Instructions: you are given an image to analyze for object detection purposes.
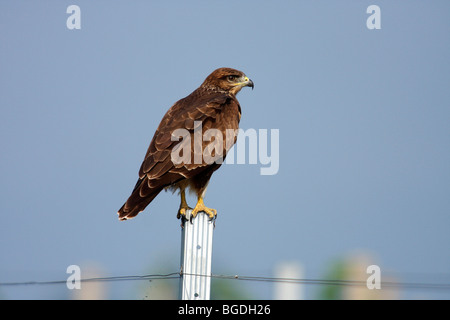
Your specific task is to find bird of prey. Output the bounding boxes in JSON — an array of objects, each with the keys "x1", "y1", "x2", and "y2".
[{"x1": 118, "y1": 68, "x2": 254, "y2": 221}]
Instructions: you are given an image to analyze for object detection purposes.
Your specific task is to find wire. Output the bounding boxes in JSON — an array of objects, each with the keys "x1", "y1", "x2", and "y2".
[
  {"x1": 1, "y1": 271, "x2": 449, "y2": 291},
  {"x1": 0, "y1": 273, "x2": 180, "y2": 287},
  {"x1": 203, "y1": 273, "x2": 450, "y2": 290}
]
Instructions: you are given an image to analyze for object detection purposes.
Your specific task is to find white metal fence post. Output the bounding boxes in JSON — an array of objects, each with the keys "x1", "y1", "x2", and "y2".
[{"x1": 179, "y1": 210, "x2": 214, "y2": 300}]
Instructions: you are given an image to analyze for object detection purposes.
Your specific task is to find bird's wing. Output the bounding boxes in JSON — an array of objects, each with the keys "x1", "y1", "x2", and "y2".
[{"x1": 137, "y1": 92, "x2": 238, "y2": 191}]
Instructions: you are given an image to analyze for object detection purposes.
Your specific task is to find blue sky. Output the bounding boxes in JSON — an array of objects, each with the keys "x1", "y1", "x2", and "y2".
[{"x1": 1, "y1": 1, "x2": 449, "y2": 299}]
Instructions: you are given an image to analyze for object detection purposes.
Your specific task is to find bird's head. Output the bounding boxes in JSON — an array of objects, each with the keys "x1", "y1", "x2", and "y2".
[{"x1": 201, "y1": 67, "x2": 254, "y2": 95}]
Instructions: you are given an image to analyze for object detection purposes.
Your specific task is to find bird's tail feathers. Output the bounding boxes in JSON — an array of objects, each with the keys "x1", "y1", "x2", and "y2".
[{"x1": 117, "y1": 177, "x2": 163, "y2": 221}]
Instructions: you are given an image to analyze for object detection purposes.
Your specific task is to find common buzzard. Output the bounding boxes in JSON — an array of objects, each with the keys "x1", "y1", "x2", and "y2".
[{"x1": 118, "y1": 68, "x2": 254, "y2": 221}]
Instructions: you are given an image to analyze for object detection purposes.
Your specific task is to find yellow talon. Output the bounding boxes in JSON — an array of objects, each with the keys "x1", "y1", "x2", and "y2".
[
  {"x1": 177, "y1": 189, "x2": 192, "y2": 219},
  {"x1": 190, "y1": 197, "x2": 217, "y2": 220},
  {"x1": 176, "y1": 189, "x2": 217, "y2": 222}
]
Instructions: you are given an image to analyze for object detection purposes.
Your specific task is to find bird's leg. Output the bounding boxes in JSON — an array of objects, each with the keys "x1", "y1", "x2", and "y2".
[
  {"x1": 190, "y1": 196, "x2": 217, "y2": 222},
  {"x1": 177, "y1": 189, "x2": 192, "y2": 219}
]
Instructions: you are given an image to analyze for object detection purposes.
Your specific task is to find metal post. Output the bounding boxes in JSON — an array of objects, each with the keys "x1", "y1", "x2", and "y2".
[{"x1": 179, "y1": 210, "x2": 214, "y2": 300}]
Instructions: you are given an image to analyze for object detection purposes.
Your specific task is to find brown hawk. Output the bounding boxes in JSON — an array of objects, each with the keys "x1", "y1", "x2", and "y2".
[{"x1": 118, "y1": 68, "x2": 254, "y2": 221}]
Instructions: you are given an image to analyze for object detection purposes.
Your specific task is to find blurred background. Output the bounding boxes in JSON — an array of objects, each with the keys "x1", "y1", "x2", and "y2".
[{"x1": 1, "y1": 0, "x2": 449, "y2": 299}]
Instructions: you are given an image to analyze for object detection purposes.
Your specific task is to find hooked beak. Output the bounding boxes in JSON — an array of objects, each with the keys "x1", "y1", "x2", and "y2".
[
  {"x1": 229, "y1": 75, "x2": 254, "y2": 95},
  {"x1": 241, "y1": 76, "x2": 254, "y2": 90}
]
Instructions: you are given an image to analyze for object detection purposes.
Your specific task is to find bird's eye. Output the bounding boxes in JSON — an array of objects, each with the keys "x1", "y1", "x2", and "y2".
[{"x1": 227, "y1": 75, "x2": 237, "y2": 82}]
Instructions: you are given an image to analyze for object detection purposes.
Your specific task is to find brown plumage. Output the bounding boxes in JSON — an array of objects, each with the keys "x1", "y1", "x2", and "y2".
[{"x1": 118, "y1": 68, "x2": 254, "y2": 221}]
